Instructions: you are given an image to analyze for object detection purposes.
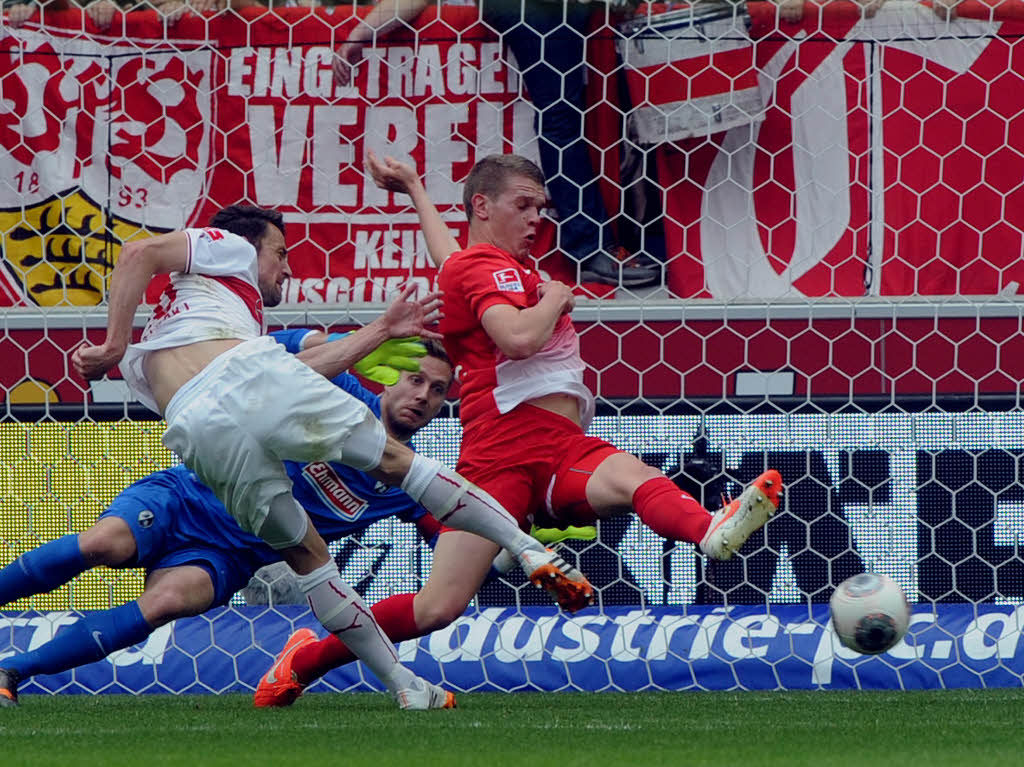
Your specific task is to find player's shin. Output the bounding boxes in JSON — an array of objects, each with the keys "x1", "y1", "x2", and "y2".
[
  {"x1": 2, "y1": 601, "x2": 152, "y2": 679},
  {"x1": 633, "y1": 477, "x2": 713, "y2": 543},
  {"x1": 401, "y1": 455, "x2": 593, "y2": 612},
  {"x1": 294, "y1": 562, "x2": 417, "y2": 692},
  {"x1": 400, "y1": 454, "x2": 539, "y2": 556},
  {"x1": 0, "y1": 535, "x2": 88, "y2": 606},
  {"x1": 291, "y1": 593, "x2": 420, "y2": 685}
]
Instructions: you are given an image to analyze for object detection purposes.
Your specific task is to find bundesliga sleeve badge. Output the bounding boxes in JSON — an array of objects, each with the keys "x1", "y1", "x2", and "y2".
[{"x1": 493, "y1": 268, "x2": 524, "y2": 293}]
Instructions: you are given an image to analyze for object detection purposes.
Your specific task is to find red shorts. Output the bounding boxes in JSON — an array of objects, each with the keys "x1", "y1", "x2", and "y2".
[{"x1": 456, "y1": 404, "x2": 619, "y2": 531}]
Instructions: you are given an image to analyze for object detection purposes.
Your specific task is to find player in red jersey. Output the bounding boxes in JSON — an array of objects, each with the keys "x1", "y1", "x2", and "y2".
[{"x1": 254, "y1": 153, "x2": 783, "y2": 707}]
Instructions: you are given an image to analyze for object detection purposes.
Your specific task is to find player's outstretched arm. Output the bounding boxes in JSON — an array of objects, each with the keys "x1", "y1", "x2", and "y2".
[
  {"x1": 294, "y1": 283, "x2": 441, "y2": 379},
  {"x1": 72, "y1": 232, "x2": 191, "y2": 381},
  {"x1": 366, "y1": 150, "x2": 459, "y2": 267}
]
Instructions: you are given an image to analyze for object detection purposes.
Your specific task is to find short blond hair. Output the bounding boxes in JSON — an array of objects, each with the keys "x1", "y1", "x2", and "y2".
[{"x1": 462, "y1": 154, "x2": 545, "y2": 222}]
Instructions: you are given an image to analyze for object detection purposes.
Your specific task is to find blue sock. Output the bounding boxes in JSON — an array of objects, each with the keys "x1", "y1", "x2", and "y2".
[
  {"x1": 0, "y1": 535, "x2": 88, "y2": 606},
  {"x1": 4, "y1": 601, "x2": 153, "y2": 679}
]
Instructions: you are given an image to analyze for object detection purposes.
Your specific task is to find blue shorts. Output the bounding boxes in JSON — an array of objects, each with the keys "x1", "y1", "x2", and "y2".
[{"x1": 100, "y1": 470, "x2": 273, "y2": 607}]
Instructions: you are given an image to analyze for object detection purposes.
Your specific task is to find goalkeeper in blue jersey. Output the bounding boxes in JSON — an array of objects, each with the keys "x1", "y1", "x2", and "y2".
[{"x1": 0, "y1": 331, "x2": 454, "y2": 708}]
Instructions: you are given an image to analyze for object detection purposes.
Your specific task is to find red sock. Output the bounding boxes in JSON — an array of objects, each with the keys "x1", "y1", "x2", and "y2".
[
  {"x1": 633, "y1": 476, "x2": 712, "y2": 544},
  {"x1": 292, "y1": 593, "x2": 420, "y2": 685}
]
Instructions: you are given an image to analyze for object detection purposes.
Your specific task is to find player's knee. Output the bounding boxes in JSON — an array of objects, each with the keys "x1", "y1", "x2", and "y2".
[
  {"x1": 340, "y1": 411, "x2": 388, "y2": 473},
  {"x1": 286, "y1": 534, "x2": 330, "y2": 571},
  {"x1": 138, "y1": 584, "x2": 194, "y2": 625},
  {"x1": 414, "y1": 593, "x2": 471, "y2": 632},
  {"x1": 593, "y1": 454, "x2": 662, "y2": 507},
  {"x1": 258, "y1": 494, "x2": 311, "y2": 550},
  {"x1": 371, "y1": 438, "x2": 414, "y2": 485},
  {"x1": 78, "y1": 518, "x2": 137, "y2": 567}
]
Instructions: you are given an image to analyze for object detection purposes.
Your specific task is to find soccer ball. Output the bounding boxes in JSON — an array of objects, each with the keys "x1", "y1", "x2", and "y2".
[{"x1": 829, "y1": 573, "x2": 911, "y2": 655}]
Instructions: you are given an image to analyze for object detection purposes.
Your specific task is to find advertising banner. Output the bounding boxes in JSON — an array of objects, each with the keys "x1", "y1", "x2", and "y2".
[{"x1": 4, "y1": 603, "x2": 1023, "y2": 695}]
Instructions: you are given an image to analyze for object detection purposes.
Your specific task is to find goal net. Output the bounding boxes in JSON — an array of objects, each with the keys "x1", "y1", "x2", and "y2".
[{"x1": 3, "y1": 0, "x2": 1024, "y2": 695}]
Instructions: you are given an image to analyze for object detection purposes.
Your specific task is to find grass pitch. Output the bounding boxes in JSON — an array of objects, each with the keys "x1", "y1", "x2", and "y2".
[{"x1": 3, "y1": 689, "x2": 1022, "y2": 766}]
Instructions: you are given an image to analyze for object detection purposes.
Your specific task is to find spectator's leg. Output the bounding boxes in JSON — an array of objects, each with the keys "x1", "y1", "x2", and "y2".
[
  {"x1": 484, "y1": 2, "x2": 611, "y2": 262},
  {"x1": 483, "y1": 2, "x2": 659, "y2": 286}
]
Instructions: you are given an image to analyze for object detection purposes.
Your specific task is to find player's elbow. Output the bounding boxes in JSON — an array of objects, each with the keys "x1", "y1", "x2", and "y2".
[
  {"x1": 495, "y1": 334, "x2": 542, "y2": 361},
  {"x1": 117, "y1": 231, "x2": 189, "y2": 276},
  {"x1": 115, "y1": 241, "x2": 148, "y2": 271},
  {"x1": 500, "y1": 344, "x2": 534, "y2": 361},
  {"x1": 114, "y1": 238, "x2": 165, "y2": 281}
]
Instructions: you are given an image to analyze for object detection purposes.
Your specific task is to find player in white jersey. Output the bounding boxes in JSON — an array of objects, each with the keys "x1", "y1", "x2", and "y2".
[{"x1": 72, "y1": 205, "x2": 592, "y2": 709}]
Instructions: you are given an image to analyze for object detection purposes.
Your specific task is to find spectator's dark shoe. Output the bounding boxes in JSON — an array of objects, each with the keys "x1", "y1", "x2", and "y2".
[
  {"x1": 0, "y1": 668, "x2": 19, "y2": 707},
  {"x1": 581, "y1": 247, "x2": 660, "y2": 288}
]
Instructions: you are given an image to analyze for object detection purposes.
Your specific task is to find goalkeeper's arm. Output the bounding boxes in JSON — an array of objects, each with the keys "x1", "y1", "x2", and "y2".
[
  {"x1": 293, "y1": 284, "x2": 437, "y2": 380},
  {"x1": 294, "y1": 330, "x2": 426, "y2": 386}
]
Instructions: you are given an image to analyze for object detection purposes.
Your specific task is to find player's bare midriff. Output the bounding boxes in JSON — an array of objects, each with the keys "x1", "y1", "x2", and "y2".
[
  {"x1": 525, "y1": 392, "x2": 581, "y2": 427},
  {"x1": 143, "y1": 339, "x2": 246, "y2": 414}
]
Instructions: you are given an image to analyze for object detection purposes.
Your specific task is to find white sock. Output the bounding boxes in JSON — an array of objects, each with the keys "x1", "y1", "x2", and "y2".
[
  {"x1": 294, "y1": 562, "x2": 414, "y2": 692},
  {"x1": 401, "y1": 454, "x2": 540, "y2": 557}
]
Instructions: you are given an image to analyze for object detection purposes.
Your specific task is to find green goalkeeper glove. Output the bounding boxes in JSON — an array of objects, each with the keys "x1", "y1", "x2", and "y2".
[
  {"x1": 530, "y1": 524, "x2": 598, "y2": 545},
  {"x1": 329, "y1": 334, "x2": 427, "y2": 386},
  {"x1": 491, "y1": 524, "x2": 599, "y2": 574}
]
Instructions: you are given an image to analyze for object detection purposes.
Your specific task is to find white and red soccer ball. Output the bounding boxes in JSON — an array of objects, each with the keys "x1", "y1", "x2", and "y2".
[{"x1": 829, "y1": 573, "x2": 912, "y2": 655}]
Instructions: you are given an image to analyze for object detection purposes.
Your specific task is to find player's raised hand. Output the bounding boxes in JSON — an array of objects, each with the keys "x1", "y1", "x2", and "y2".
[
  {"x1": 538, "y1": 280, "x2": 575, "y2": 315},
  {"x1": 417, "y1": 288, "x2": 443, "y2": 327},
  {"x1": 382, "y1": 283, "x2": 443, "y2": 341},
  {"x1": 366, "y1": 150, "x2": 420, "y2": 196},
  {"x1": 354, "y1": 338, "x2": 427, "y2": 386},
  {"x1": 71, "y1": 341, "x2": 126, "y2": 381}
]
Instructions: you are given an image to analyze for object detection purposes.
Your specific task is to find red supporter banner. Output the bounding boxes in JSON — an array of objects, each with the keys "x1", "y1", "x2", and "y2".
[
  {"x1": 3, "y1": 2, "x2": 1024, "y2": 408},
  {"x1": 651, "y1": 1, "x2": 1024, "y2": 297},
  {"x1": 0, "y1": 7, "x2": 549, "y2": 308},
  {"x1": 2, "y1": 3, "x2": 1023, "y2": 306}
]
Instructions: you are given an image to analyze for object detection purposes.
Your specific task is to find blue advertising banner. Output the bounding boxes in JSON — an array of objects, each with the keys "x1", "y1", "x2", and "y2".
[{"x1": 3, "y1": 604, "x2": 1023, "y2": 696}]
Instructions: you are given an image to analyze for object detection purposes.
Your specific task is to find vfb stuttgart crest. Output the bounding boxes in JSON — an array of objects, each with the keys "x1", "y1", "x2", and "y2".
[{"x1": 0, "y1": 34, "x2": 212, "y2": 306}]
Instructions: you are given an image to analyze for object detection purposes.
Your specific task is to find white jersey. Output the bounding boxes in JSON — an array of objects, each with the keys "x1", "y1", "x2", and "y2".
[{"x1": 120, "y1": 227, "x2": 266, "y2": 413}]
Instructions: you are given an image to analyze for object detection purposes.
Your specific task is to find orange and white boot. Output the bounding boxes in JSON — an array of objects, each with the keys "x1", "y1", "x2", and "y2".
[
  {"x1": 519, "y1": 547, "x2": 595, "y2": 613},
  {"x1": 254, "y1": 628, "x2": 316, "y2": 708},
  {"x1": 0, "y1": 668, "x2": 19, "y2": 708},
  {"x1": 393, "y1": 677, "x2": 457, "y2": 710},
  {"x1": 700, "y1": 469, "x2": 783, "y2": 560}
]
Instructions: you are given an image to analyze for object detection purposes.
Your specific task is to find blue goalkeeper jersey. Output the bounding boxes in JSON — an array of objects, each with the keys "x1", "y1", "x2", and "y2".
[
  {"x1": 269, "y1": 328, "x2": 428, "y2": 540},
  {"x1": 131, "y1": 329, "x2": 427, "y2": 567}
]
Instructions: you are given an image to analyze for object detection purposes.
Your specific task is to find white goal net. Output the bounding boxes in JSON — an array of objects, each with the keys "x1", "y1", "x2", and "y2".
[{"x1": 3, "y1": 0, "x2": 1024, "y2": 694}]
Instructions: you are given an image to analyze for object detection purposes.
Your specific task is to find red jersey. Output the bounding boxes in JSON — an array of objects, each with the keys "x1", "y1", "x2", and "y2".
[{"x1": 438, "y1": 243, "x2": 595, "y2": 428}]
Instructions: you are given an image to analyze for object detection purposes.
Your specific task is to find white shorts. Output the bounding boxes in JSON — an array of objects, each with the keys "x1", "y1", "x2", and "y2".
[{"x1": 161, "y1": 336, "x2": 387, "y2": 536}]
